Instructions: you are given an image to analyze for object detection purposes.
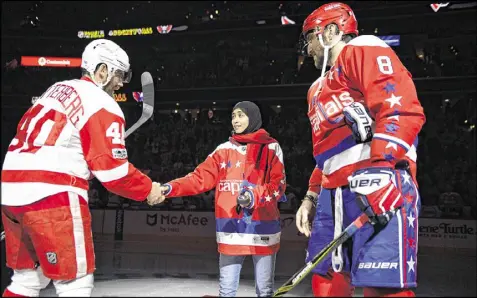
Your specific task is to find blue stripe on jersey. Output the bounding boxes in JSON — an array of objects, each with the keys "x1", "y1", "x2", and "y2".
[
  {"x1": 314, "y1": 135, "x2": 356, "y2": 170},
  {"x1": 216, "y1": 217, "x2": 281, "y2": 235}
]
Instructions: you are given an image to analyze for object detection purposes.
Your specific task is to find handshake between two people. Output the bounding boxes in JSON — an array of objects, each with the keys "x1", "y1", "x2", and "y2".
[{"x1": 146, "y1": 182, "x2": 170, "y2": 206}]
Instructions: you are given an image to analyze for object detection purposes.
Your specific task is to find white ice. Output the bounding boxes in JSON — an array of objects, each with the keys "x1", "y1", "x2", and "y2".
[{"x1": 37, "y1": 236, "x2": 475, "y2": 297}]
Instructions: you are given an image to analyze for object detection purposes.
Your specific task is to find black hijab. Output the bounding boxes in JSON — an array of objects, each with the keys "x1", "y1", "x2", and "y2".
[{"x1": 232, "y1": 101, "x2": 262, "y2": 135}]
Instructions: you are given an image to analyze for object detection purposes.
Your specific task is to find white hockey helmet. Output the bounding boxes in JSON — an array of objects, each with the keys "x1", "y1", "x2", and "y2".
[{"x1": 81, "y1": 39, "x2": 132, "y2": 87}]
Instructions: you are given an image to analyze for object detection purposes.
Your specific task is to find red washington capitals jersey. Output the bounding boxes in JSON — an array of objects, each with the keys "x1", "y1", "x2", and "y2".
[
  {"x1": 165, "y1": 139, "x2": 286, "y2": 255},
  {"x1": 307, "y1": 35, "x2": 425, "y2": 192}
]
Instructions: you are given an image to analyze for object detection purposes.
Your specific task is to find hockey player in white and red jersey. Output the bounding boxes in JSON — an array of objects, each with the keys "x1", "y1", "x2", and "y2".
[
  {"x1": 294, "y1": 2, "x2": 425, "y2": 297},
  {"x1": 1, "y1": 39, "x2": 164, "y2": 297}
]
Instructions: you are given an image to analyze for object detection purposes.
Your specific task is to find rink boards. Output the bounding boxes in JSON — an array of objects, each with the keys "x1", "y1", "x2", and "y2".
[{"x1": 91, "y1": 209, "x2": 476, "y2": 249}]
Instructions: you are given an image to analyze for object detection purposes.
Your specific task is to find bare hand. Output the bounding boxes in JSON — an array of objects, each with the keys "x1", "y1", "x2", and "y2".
[
  {"x1": 147, "y1": 182, "x2": 166, "y2": 206},
  {"x1": 160, "y1": 185, "x2": 170, "y2": 196},
  {"x1": 296, "y1": 199, "x2": 314, "y2": 237}
]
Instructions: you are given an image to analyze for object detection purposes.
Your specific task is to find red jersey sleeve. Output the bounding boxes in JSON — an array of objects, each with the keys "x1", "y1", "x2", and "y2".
[
  {"x1": 307, "y1": 166, "x2": 322, "y2": 197},
  {"x1": 165, "y1": 150, "x2": 221, "y2": 197},
  {"x1": 340, "y1": 36, "x2": 426, "y2": 166},
  {"x1": 79, "y1": 108, "x2": 152, "y2": 201}
]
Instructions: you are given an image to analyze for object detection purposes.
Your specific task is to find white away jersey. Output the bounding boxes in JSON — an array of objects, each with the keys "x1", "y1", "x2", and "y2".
[{"x1": 1, "y1": 77, "x2": 152, "y2": 206}]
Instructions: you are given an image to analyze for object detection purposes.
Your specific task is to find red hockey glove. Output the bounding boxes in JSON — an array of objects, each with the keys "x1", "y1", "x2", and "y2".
[{"x1": 348, "y1": 167, "x2": 403, "y2": 225}]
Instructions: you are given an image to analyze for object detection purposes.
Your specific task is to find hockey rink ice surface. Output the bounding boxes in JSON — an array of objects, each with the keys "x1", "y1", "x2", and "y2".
[{"x1": 38, "y1": 239, "x2": 475, "y2": 297}]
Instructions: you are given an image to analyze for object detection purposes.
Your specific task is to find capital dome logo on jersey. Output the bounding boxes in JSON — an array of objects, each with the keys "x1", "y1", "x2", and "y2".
[{"x1": 157, "y1": 25, "x2": 173, "y2": 34}]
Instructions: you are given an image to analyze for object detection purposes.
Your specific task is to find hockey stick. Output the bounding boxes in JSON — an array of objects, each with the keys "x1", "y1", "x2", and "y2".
[
  {"x1": 124, "y1": 71, "x2": 155, "y2": 138},
  {"x1": 272, "y1": 213, "x2": 370, "y2": 297}
]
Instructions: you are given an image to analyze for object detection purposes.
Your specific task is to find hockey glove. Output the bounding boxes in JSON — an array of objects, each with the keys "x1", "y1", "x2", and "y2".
[
  {"x1": 343, "y1": 102, "x2": 374, "y2": 143},
  {"x1": 348, "y1": 167, "x2": 403, "y2": 225}
]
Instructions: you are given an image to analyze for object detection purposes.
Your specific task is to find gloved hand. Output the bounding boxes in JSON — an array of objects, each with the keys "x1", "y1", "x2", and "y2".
[
  {"x1": 343, "y1": 102, "x2": 374, "y2": 143},
  {"x1": 348, "y1": 167, "x2": 403, "y2": 225}
]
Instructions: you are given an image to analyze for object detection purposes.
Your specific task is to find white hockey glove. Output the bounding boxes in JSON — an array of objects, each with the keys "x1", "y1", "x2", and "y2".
[{"x1": 343, "y1": 102, "x2": 374, "y2": 143}]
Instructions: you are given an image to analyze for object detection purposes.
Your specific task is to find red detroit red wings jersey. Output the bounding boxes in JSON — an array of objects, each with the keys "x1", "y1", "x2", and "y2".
[
  {"x1": 307, "y1": 35, "x2": 425, "y2": 190},
  {"x1": 1, "y1": 77, "x2": 152, "y2": 206},
  {"x1": 165, "y1": 140, "x2": 286, "y2": 255}
]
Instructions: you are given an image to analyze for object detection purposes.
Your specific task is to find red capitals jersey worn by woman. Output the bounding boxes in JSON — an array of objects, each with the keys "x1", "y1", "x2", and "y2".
[
  {"x1": 307, "y1": 35, "x2": 425, "y2": 190},
  {"x1": 164, "y1": 129, "x2": 286, "y2": 255}
]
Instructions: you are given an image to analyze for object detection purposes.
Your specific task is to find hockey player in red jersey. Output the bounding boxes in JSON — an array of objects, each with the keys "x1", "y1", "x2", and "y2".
[
  {"x1": 294, "y1": 2, "x2": 425, "y2": 297},
  {"x1": 1, "y1": 39, "x2": 165, "y2": 297},
  {"x1": 155, "y1": 101, "x2": 286, "y2": 297}
]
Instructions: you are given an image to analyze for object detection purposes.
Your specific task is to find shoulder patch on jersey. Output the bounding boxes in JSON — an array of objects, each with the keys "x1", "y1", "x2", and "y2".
[
  {"x1": 268, "y1": 142, "x2": 284, "y2": 164},
  {"x1": 347, "y1": 35, "x2": 389, "y2": 48},
  {"x1": 209, "y1": 141, "x2": 246, "y2": 157},
  {"x1": 112, "y1": 148, "x2": 128, "y2": 159}
]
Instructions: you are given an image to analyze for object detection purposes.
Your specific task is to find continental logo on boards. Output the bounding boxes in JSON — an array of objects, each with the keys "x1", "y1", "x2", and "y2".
[{"x1": 21, "y1": 56, "x2": 82, "y2": 68}]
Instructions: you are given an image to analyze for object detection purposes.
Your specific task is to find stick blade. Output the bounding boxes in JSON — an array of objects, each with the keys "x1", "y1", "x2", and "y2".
[
  {"x1": 124, "y1": 72, "x2": 155, "y2": 138},
  {"x1": 141, "y1": 72, "x2": 155, "y2": 109}
]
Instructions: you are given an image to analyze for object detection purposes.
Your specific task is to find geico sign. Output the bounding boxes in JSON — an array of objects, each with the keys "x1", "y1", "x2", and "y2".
[
  {"x1": 21, "y1": 56, "x2": 82, "y2": 68},
  {"x1": 114, "y1": 93, "x2": 127, "y2": 102}
]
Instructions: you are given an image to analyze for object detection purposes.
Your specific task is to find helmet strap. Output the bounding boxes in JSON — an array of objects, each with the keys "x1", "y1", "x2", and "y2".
[
  {"x1": 318, "y1": 31, "x2": 344, "y2": 78},
  {"x1": 91, "y1": 64, "x2": 114, "y2": 88}
]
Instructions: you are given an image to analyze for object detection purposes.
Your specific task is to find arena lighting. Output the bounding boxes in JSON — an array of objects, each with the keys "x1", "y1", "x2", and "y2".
[{"x1": 172, "y1": 25, "x2": 188, "y2": 32}]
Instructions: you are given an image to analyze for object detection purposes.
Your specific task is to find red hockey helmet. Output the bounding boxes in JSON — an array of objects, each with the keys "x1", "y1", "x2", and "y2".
[{"x1": 302, "y1": 2, "x2": 358, "y2": 37}]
